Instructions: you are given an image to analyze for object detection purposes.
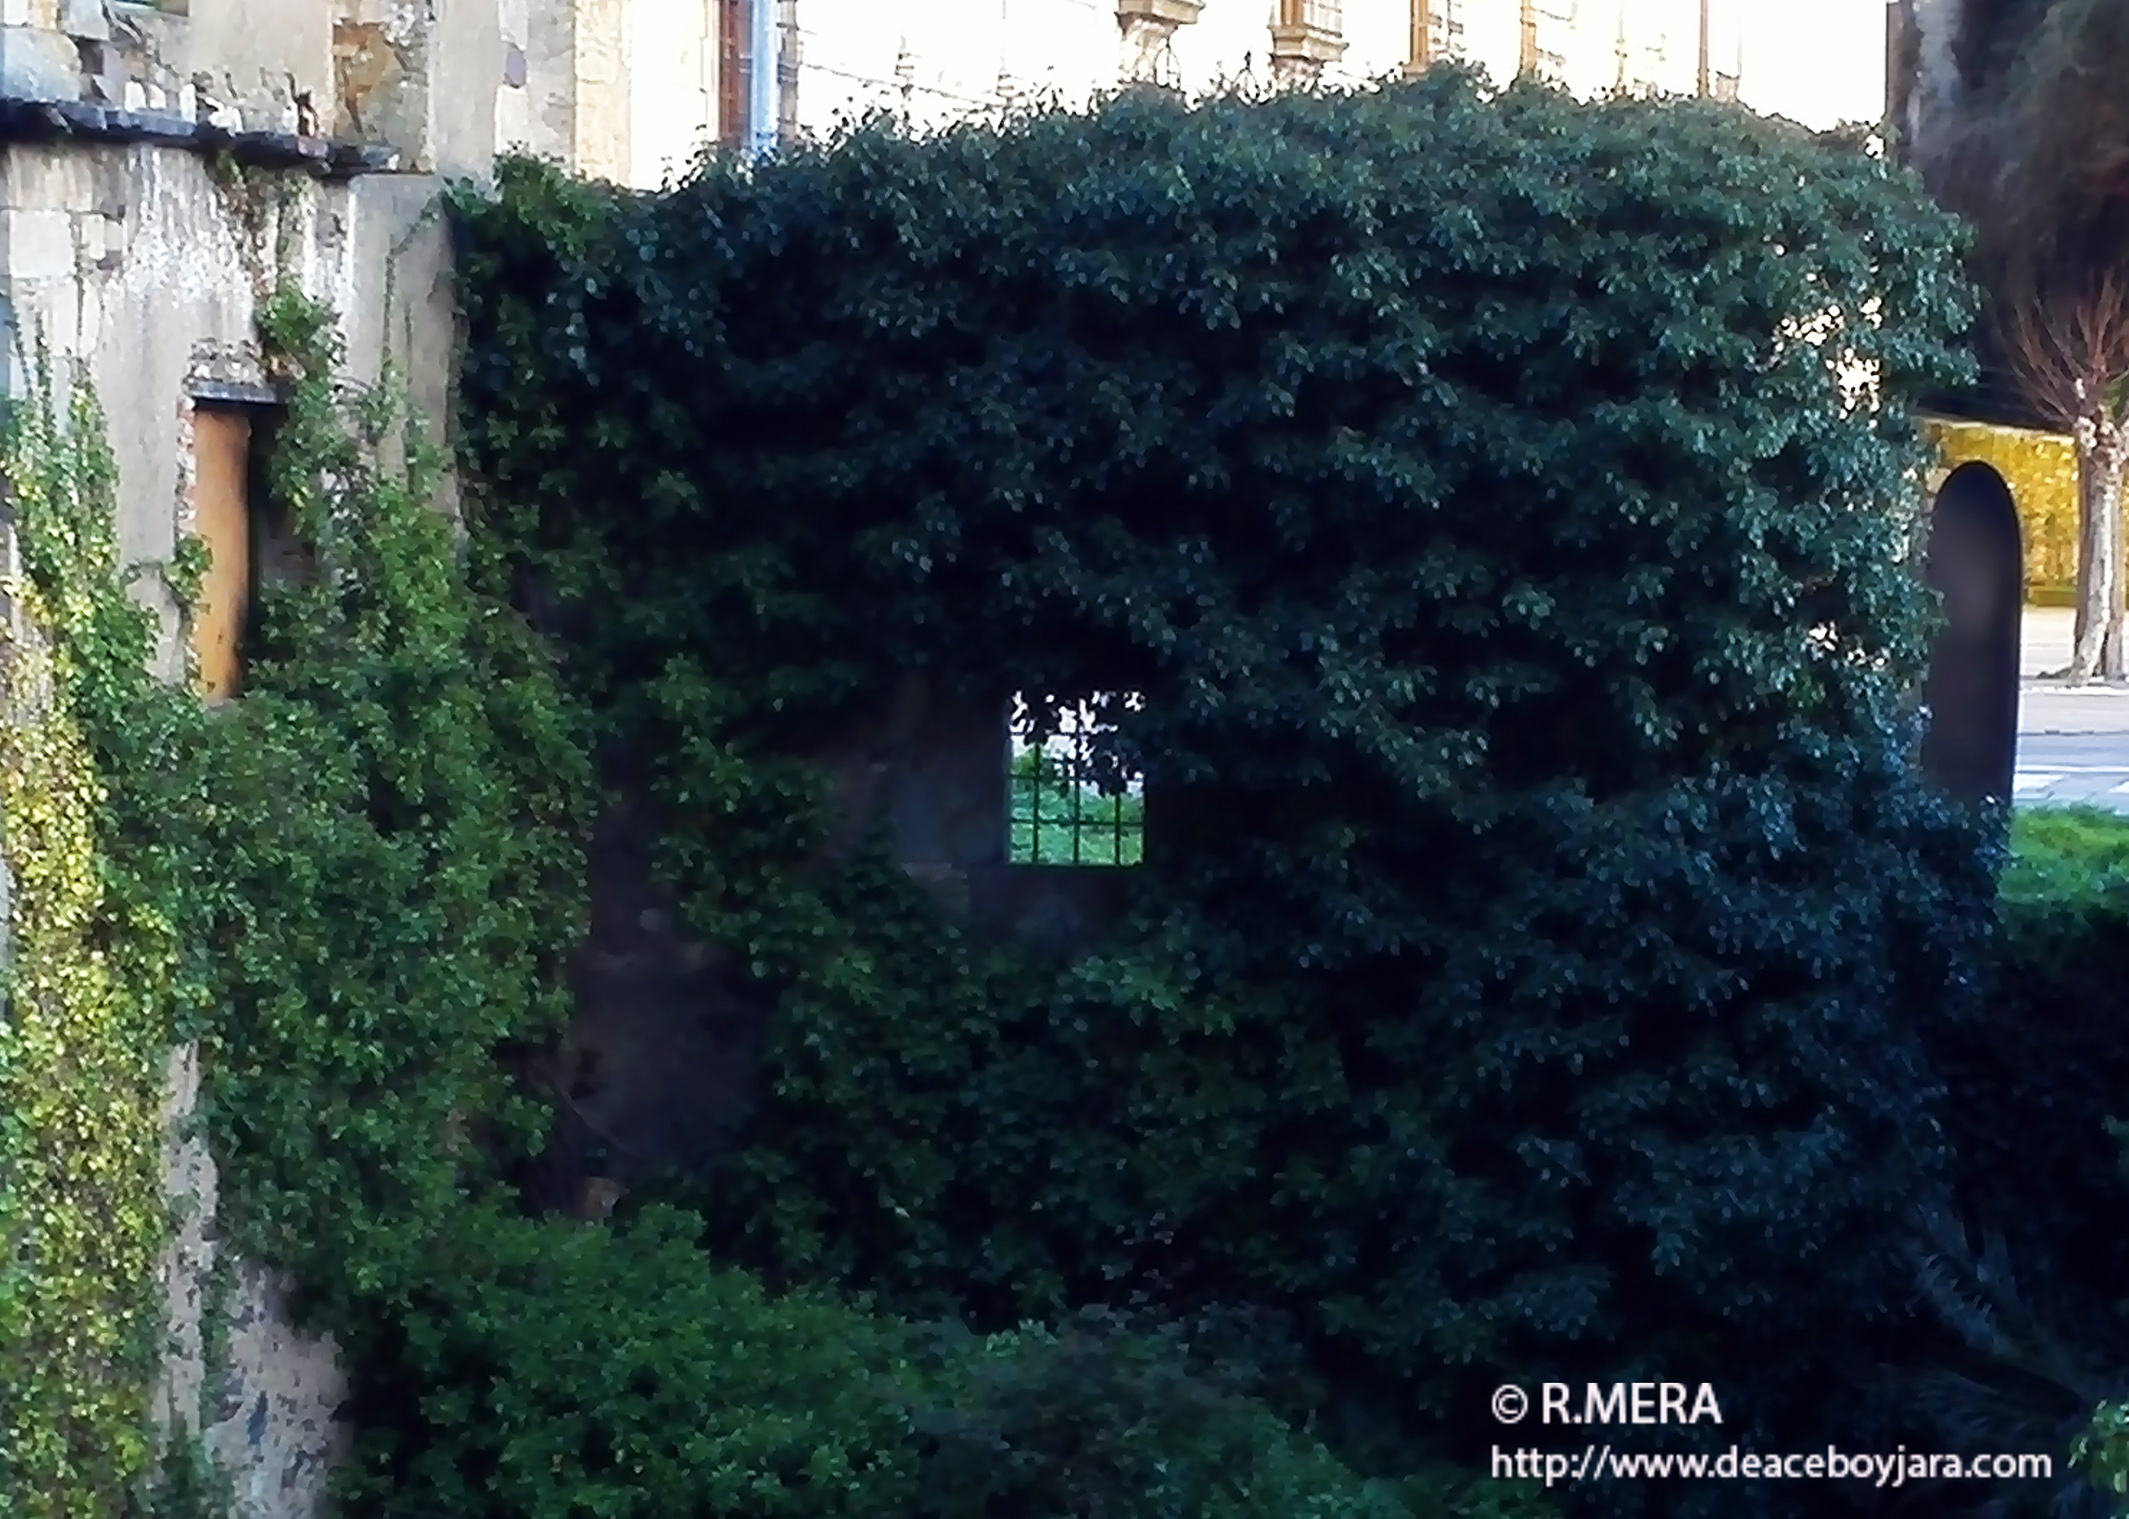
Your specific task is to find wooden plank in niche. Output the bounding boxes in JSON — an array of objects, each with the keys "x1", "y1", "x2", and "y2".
[{"x1": 192, "y1": 406, "x2": 251, "y2": 700}]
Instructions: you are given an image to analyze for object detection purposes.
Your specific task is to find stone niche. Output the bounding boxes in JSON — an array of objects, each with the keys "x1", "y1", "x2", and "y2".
[{"x1": 1920, "y1": 461, "x2": 2022, "y2": 805}]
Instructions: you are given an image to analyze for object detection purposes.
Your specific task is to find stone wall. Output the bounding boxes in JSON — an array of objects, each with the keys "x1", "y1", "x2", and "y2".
[
  {"x1": 494, "y1": 0, "x2": 714, "y2": 189},
  {"x1": 114, "y1": 159, "x2": 459, "y2": 1519},
  {"x1": 333, "y1": 0, "x2": 501, "y2": 176},
  {"x1": 542, "y1": 674, "x2": 1137, "y2": 1202}
]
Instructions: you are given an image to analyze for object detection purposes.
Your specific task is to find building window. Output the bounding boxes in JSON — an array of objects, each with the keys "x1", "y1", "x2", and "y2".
[
  {"x1": 1008, "y1": 692, "x2": 1145, "y2": 866},
  {"x1": 716, "y1": 0, "x2": 750, "y2": 147},
  {"x1": 1412, "y1": 0, "x2": 1465, "y2": 69},
  {"x1": 714, "y1": 0, "x2": 795, "y2": 148},
  {"x1": 1272, "y1": 0, "x2": 1346, "y2": 83},
  {"x1": 190, "y1": 404, "x2": 254, "y2": 700},
  {"x1": 1280, "y1": 0, "x2": 1342, "y2": 31}
]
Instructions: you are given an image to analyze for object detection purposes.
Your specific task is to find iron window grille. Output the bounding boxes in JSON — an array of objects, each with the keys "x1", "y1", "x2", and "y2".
[{"x1": 1008, "y1": 692, "x2": 1145, "y2": 866}]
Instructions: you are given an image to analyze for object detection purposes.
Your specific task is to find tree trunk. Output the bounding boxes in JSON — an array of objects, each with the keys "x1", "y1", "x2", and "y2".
[
  {"x1": 2070, "y1": 414, "x2": 2120, "y2": 682},
  {"x1": 2100, "y1": 417, "x2": 2129, "y2": 680}
]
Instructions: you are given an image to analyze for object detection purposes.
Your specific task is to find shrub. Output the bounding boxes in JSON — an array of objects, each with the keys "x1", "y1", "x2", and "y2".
[
  {"x1": 336, "y1": 1209, "x2": 1441, "y2": 1519},
  {"x1": 1875, "y1": 807, "x2": 2129, "y2": 1516},
  {"x1": 336, "y1": 1205, "x2": 924, "y2": 1519},
  {"x1": 1930, "y1": 807, "x2": 2129, "y2": 1310},
  {"x1": 899, "y1": 1306, "x2": 1427, "y2": 1519}
]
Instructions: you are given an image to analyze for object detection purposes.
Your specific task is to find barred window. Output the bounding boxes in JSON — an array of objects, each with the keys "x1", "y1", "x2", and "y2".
[{"x1": 1008, "y1": 692, "x2": 1145, "y2": 866}]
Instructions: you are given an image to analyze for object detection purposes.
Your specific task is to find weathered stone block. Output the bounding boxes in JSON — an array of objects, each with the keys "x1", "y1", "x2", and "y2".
[
  {"x1": 60, "y1": 0, "x2": 106, "y2": 39},
  {"x1": 0, "y1": 22, "x2": 83, "y2": 100},
  {"x1": 1, "y1": 207, "x2": 75, "y2": 279}
]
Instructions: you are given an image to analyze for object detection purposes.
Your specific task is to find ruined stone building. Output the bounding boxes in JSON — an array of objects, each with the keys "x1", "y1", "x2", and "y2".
[{"x1": 534, "y1": 0, "x2": 1888, "y2": 193}]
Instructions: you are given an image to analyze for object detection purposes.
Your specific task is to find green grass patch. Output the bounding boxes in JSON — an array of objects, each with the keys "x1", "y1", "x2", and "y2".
[{"x1": 2004, "y1": 805, "x2": 2129, "y2": 905}]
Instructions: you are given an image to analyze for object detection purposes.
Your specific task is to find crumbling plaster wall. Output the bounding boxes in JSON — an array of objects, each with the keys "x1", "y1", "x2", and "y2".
[
  {"x1": 155, "y1": 0, "x2": 331, "y2": 127},
  {"x1": 333, "y1": 0, "x2": 501, "y2": 176},
  {"x1": 74, "y1": 0, "x2": 330, "y2": 133}
]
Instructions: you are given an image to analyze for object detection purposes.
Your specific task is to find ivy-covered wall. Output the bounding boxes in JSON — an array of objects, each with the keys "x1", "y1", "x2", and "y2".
[
  {"x1": 451, "y1": 71, "x2": 1999, "y2": 1517},
  {"x1": 0, "y1": 137, "x2": 510, "y2": 1518},
  {"x1": 0, "y1": 267, "x2": 591, "y2": 1519},
  {"x1": 0, "y1": 365, "x2": 176, "y2": 1519},
  {"x1": 4, "y1": 65, "x2": 2071, "y2": 1519}
]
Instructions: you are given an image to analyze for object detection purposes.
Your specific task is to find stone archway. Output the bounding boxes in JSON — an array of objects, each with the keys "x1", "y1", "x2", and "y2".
[{"x1": 1920, "y1": 461, "x2": 2023, "y2": 804}]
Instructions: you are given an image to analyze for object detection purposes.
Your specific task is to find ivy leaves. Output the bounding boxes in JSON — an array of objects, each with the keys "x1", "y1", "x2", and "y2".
[{"x1": 453, "y1": 73, "x2": 1993, "y2": 1513}]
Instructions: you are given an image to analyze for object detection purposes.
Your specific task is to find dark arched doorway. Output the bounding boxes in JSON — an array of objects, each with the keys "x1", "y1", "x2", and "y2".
[{"x1": 1920, "y1": 462, "x2": 2023, "y2": 804}]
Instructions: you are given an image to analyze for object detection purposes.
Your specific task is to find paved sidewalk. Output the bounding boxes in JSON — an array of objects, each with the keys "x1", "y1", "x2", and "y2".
[{"x1": 2015, "y1": 607, "x2": 2129, "y2": 813}]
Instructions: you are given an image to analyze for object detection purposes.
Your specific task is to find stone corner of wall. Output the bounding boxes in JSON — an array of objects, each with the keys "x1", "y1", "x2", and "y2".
[{"x1": 198, "y1": 1257, "x2": 351, "y2": 1519}]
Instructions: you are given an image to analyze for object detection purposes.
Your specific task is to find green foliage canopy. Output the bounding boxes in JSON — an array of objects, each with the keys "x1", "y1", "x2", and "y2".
[{"x1": 455, "y1": 69, "x2": 1990, "y2": 1499}]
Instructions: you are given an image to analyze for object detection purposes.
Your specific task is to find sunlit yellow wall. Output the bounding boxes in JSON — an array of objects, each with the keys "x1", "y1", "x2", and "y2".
[{"x1": 1922, "y1": 415, "x2": 2081, "y2": 603}]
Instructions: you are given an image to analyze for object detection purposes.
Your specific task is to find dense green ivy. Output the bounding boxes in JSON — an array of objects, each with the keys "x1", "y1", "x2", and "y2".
[
  {"x1": 167, "y1": 290, "x2": 592, "y2": 1327},
  {"x1": 454, "y1": 68, "x2": 2000, "y2": 1509},
  {"x1": 2, "y1": 252, "x2": 1425, "y2": 1517},
  {"x1": 0, "y1": 275, "x2": 594, "y2": 1515},
  {"x1": 1932, "y1": 809, "x2": 2129, "y2": 1518},
  {"x1": 0, "y1": 67, "x2": 2033, "y2": 1519}
]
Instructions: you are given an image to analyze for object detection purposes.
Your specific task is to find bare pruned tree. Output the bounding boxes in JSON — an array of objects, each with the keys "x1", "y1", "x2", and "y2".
[
  {"x1": 1910, "y1": 0, "x2": 2129, "y2": 682},
  {"x1": 1999, "y1": 267, "x2": 2129, "y2": 681}
]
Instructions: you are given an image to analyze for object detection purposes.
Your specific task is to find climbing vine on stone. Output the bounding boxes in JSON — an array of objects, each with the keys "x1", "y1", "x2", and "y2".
[
  {"x1": 0, "y1": 280, "x2": 595, "y2": 1516},
  {"x1": 0, "y1": 354, "x2": 183, "y2": 1519}
]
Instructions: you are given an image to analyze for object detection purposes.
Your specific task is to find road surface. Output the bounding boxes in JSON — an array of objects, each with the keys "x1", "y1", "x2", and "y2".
[{"x1": 2015, "y1": 608, "x2": 2129, "y2": 813}]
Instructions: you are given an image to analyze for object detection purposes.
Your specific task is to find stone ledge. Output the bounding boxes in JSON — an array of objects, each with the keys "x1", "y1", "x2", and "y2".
[
  {"x1": 189, "y1": 377, "x2": 277, "y2": 406},
  {"x1": 1115, "y1": 0, "x2": 1204, "y2": 23},
  {"x1": 0, "y1": 96, "x2": 397, "y2": 177}
]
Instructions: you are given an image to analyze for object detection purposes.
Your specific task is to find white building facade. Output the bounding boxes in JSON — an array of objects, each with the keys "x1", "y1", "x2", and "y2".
[{"x1": 504, "y1": 0, "x2": 1894, "y2": 191}]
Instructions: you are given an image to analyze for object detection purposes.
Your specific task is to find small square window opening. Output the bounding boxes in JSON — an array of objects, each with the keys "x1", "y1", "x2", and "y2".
[{"x1": 1008, "y1": 692, "x2": 1145, "y2": 866}]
